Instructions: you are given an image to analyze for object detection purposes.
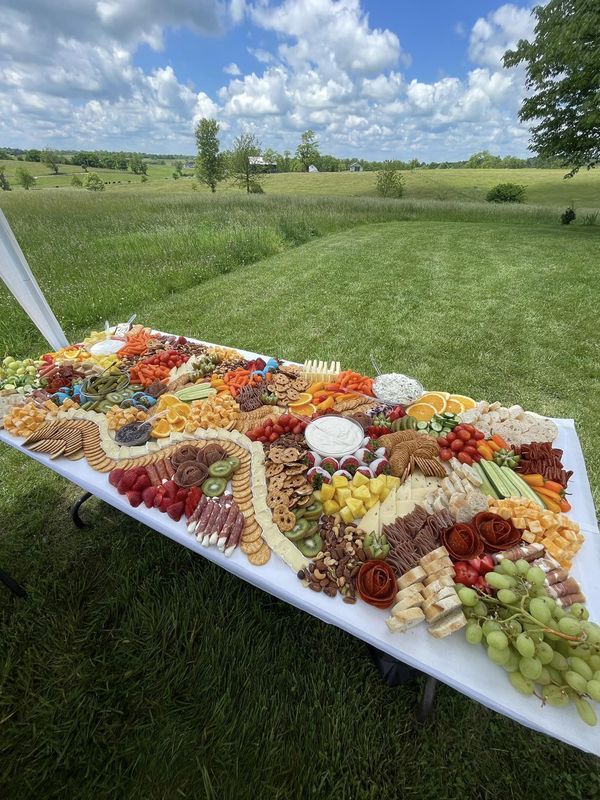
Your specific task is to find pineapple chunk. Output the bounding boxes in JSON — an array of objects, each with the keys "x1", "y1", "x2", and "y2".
[
  {"x1": 323, "y1": 499, "x2": 341, "y2": 515},
  {"x1": 335, "y1": 487, "x2": 352, "y2": 505},
  {"x1": 369, "y1": 476, "x2": 385, "y2": 496},
  {"x1": 352, "y1": 485, "x2": 371, "y2": 502},
  {"x1": 332, "y1": 474, "x2": 349, "y2": 489},
  {"x1": 364, "y1": 495, "x2": 379, "y2": 510},
  {"x1": 385, "y1": 475, "x2": 400, "y2": 488},
  {"x1": 320, "y1": 483, "x2": 336, "y2": 502},
  {"x1": 346, "y1": 497, "x2": 365, "y2": 518},
  {"x1": 352, "y1": 472, "x2": 370, "y2": 488},
  {"x1": 380, "y1": 487, "x2": 390, "y2": 501},
  {"x1": 340, "y1": 506, "x2": 355, "y2": 524}
]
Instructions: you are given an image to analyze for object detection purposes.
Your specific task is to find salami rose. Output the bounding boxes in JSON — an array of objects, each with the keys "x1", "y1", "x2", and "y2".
[
  {"x1": 356, "y1": 561, "x2": 396, "y2": 609},
  {"x1": 473, "y1": 512, "x2": 521, "y2": 552},
  {"x1": 440, "y1": 523, "x2": 483, "y2": 561}
]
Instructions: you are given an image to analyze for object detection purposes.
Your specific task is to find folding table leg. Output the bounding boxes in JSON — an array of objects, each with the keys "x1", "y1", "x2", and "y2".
[
  {"x1": 416, "y1": 675, "x2": 438, "y2": 724},
  {"x1": 0, "y1": 568, "x2": 27, "y2": 598},
  {"x1": 70, "y1": 491, "x2": 93, "y2": 528}
]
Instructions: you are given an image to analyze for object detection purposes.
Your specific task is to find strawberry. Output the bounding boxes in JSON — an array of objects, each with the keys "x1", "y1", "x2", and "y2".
[
  {"x1": 355, "y1": 465, "x2": 372, "y2": 479},
  {"x1": 175, "y1": 488, "x2": 188, "y2": 502},
  {"x1": 118, "y1": 471, "x2": 137, "y2": 493},
  {"x1": 162, "y1": 480, "x2": 177, "y2": 500},
  {"x1": 142, "y1": 486, "x2": 156, "y2": 508},
  {"x1": 185, "y1": 487, "x2": 201, "y2": 517},
  {"x1": 167, "y1": 501, "x2": 185, "y2": 521},
  {"x1": 320, "y1": 457, "x2": 339, "y2": 475},
  {"x1": 109, "y1": 468, "x2": 125, "y2": 487},
  {"x1": 134, "y1": 473, "x2": 151, "y2": 491},
  {"x1": 159, "y1": 495, "x2": 172, "y2": 513},
  {"x1": 127, "y1": 490, "x2": 143, "y2": 507},
  {"x1": 370, "y1": 457, "x2": 390, "y2": 476},
  {"x1": 153, "y1": 491, "x2": 164, "y2": 508}
]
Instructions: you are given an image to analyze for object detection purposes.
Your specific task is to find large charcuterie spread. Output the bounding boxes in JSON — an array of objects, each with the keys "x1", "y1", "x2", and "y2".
[{"x1": 1, "y1": 322, "x2": 599, "y2": 729}]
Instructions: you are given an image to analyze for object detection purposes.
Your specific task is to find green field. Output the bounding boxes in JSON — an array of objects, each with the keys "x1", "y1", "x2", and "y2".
[
  {"x1": 2, "y1": 157, "x2": 599, "y2": 211},
  {"x1": 0, "y1": 189, "x2": 599, "y2": 799}
]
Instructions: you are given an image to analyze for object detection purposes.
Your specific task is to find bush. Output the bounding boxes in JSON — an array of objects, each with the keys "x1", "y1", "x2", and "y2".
[
  {"x1": 85, "y1": 172, "x2": 104, "y2": 191},
  {"x1": 560, "y1": 206, "x2": 576, "y2": 225},
  {"x1": 486, "y1": 183, "x2": 526, "y2": 203},
  {"x1": 375, "y1": 164, "x2": 405, "y2": 198},
  {"x1": 71, "y1": 174, "x2": 83, "y2": 187},
  {"x1": 581, "y1": 211, "x2": 598, "y2": 226},
  {"x1": 249, "y1": 180, "x2": 264, "y2": 194},
  {"x1": 191, "y1": 182, "x2": 198, "y2": 191},
  {"x1": 0, "y1": 167, "x2": 10, "y2": 191}
]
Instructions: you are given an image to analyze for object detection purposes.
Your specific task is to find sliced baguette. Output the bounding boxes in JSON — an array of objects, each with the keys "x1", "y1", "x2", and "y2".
[
  {"x1": 397, "y1": 565, "x2": 426, "y2": 590},
  {"x1": 423, "y1": 567, "x2": 455, "y2": 586},
  {"x1": 428, "y1": 608, "x2": 468, "y2": 638},
  {"x1": 422, "y1": 576, "x2": 456, "y2": 598},
  {"x1": 386, "y1": 607, "x2": 425, "y2": 633},
  {"x1": 422, "y1": 585, "x2": 456, "y2": 613},
  {"x1": 424, "y1": 593, "x2": 463, "y2": 623},
  {"x1": 395, "y1": 582, "x2": 425, "y2": 601},
  {"x1": 420, "y1": 547, "x2": 450, "y2": 570},
  {"x1": 392, "y1": 592, "x2": 424, "y2": 616}
]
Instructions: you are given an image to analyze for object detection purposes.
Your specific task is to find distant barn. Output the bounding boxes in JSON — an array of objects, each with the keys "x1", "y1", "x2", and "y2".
[
  {"x1": 249, "y1": 156, "x2": 277, "y2": 173},
  {"x1": 348, "y1": 161, "x2": 363, "y2": 172}
]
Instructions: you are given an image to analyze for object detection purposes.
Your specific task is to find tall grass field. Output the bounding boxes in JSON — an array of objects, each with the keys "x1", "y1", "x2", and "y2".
[{"x1": 0, "y1": 187, "x2": 599, "y2": 799}]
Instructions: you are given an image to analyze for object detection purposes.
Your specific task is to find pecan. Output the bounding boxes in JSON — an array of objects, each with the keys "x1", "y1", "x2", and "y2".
[{"x1": 308, "y1": 582, "x2": 322, "y2": 592}]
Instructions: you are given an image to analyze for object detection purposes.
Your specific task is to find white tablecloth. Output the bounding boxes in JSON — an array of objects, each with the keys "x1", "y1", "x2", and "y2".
[{"x1": 1, "y1": 338, "x2": 599, "y2": 757}]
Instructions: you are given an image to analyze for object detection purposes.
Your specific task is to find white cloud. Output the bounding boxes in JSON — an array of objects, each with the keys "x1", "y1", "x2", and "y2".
[{"x1": 0, "y1": 0, "x2": 536, "y2": 159}]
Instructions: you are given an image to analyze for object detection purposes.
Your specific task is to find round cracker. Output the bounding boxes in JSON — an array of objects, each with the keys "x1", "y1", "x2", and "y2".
[
  {"x1": 248, "y1": 543, "x2": 271, "y2": 566},
  {"x1": 241, "y1": 537, "x2": 264, "y2": 554}
]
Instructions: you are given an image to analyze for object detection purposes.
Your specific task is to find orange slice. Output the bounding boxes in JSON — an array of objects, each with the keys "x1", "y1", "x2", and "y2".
[
  {"x1": 290, "y1": 403, "x2": 315, "y2": 417},
  {"x1": 418, "y1": 393, "x2": 447, "y2": 413},
  {"x1": 445, "y1": 398, "x2": 465, "y2": 415},
  {"x1": 448, "y1": 394, "x2": 476, "y2": 410},
  {"x1": 151, "y1": 418, "x2": 171, "y2": 438},
  {"x1": 288, "y1": 392, "x2": 313, "y2": 408},
  {"x1": 406, "y1": 402, "x2": 438, "y2": 422},
  {"x1": 157, "y1": 394, "x2": 181, "y2": 409}
]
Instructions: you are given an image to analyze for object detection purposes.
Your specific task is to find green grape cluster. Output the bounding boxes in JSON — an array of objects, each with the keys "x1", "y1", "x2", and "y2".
[{"x1": 457, "y1": 558, "x2": 600, "y2": 727}]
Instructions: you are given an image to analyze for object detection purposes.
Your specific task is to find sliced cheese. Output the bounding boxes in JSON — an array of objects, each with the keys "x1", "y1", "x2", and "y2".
[
  {"x1": 396, "y1": 499, "x2": 416, "y2": 518},
  {"x1": 379, "y1": 487, "x2": 397, "y2": 531},
  {"x1": 358, "y1": 501, "x2": 380, "y2": 536}
]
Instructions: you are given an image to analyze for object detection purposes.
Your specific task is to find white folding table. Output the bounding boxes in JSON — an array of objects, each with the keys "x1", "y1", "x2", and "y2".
[{"x1": 1, "y1": 337, "x2": 599, "y2": 757}]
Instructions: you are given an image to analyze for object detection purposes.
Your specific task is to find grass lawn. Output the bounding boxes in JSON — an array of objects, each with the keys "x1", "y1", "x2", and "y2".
[{"x1": 0, "y1": 193, "x2": 599, "y2": 799}]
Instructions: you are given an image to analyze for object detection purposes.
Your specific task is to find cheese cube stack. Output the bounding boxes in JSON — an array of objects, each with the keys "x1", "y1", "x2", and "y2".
[
  {"x1": 488, "y1": 498, "x2": 583, "y2": 569},
  {"x1": 301, "y1": 359, "x2": 341, "y2": 383}
]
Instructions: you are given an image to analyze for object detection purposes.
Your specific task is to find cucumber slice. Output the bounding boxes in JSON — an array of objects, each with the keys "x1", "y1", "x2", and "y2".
[
  {"x1": 430, "y1": 421, "x2": 443, "y2": 432},
  {"x1": 443, "y1": 412, "x2": 456, "y2": 419},
  {"x1": 416, "y1": 421, "x2": 429, "y2": 430}
]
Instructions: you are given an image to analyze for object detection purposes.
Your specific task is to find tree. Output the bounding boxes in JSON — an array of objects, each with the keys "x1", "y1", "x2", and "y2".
[
  {"x1": 25, "y1": 149, "x2": 41, "y2": 162},
  {"x1": 85, "y1": 172, "x2": 104, "y2": 191},
  {"x1": 503, "y1": 0, "x2": 600, "y2": 175},
  {"x1": 0, "y1": 167, "x2": 10, "y2": 191},
  {"x1": 375, "y1": 163, "x2": 405, "y2": 198},
  {"x1": 174, "y1": 160, "x2": 183, "y2": 176},
  {"x1": 15, "y1": 166, "x2": 36, "y2": 189},
  {"x1": 41, "y1": 148, "x2": 60, "y2": 174},
  {"x1": 71, "y1": 174, "x2": 83, "y2": 187},
  {"x1": 296, "y1": 130, "x2": 320, "y2": 171},
  {"x1": 129, "y1": 154, "x2": 147, "y2": 175},
  {"x1": 228, "y1": 132, "x2": 263, "y2": 193},
  {"x1": 195, "y1": 118, "x2": 224, "y2": 192}
]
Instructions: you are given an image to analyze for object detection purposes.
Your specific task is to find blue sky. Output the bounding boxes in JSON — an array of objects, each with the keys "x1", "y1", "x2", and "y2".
[{"x1": 0, "y1": 0, "x2": 537, "y2": 160}]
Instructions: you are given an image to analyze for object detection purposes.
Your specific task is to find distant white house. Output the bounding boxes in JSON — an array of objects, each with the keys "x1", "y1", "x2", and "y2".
[
  {"x1": 308, "y1": 164, "x2": 319, "y2": 173},
  {"x1": 249, "y1": 156, "x2": 277, "y2": 173},
  {"x1": 348, "y1": 161, "x2": 363, "y2": 172}
]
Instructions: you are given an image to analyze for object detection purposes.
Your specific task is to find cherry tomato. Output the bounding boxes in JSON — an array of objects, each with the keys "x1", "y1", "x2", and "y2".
[
  {"x1": 467, "y1": 438, "x2": 479, "y2": 448},
  {"x1": 437, "y1": 437, "x2": 449, "y2": 448},
  {"x1": 474, "y1": 430, "x2": 485, "y2": 440},
  {"x1": 439, "y1": 448, "x2": 453, "y2": 461},
  {"x1": 457, "y1": 429, "x2": 471, "y2": 442},
  {"x1": 453, "y1": 424, "x2": 463, "y2": 433},
  {"x1": 292, "y1": 424, "x2": 302, "y2": 434},
  {"x1": 457, "y1": 451, "x2": 473, "y2": 465},
  {"x1": 464, "y1": 446, "x2": 478, "y2": 456},
  {"x1": 269, "y1": 432, "x2": 278, "y2": 442},
  {"x1": 463, "y1": 423, "x2": 475, "y2": 433},
  {"x1": 273, "y1": 424, "x2": 284, "y2": 434},
  {"x1": 279, "y1": 415, "x2": 290, "y2": 426},
  {"x1": 446, "y1": 431, "x2": 457, "y2": 443},
  {"x1": 451, "y1": 439, "x2": 464, "y2": 452}
]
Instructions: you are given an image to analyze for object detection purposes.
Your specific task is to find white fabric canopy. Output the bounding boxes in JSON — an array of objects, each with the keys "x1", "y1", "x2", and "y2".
[
  {"x1": 0, "y1": 210, "x2": 68, "y2": 351},
  {"x1": 1, "y1": 335, "x2": 598, "y2": 756}
]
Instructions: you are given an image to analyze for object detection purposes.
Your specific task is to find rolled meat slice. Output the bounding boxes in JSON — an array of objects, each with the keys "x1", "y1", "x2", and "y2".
[
  {"x1": 163, "y1": 457, "x2": 175, "y2": 479},
  {"x1": 224, "y1": 512, "x2": 245, "y2": 557},
  {"x1": 217, "y1": 502, "x2": 240, "y2": 551},
  {"x1": 155, "y1": 459, "x2": 168, "y2": 482},
  {"x1": 187, "y1": 495, "x2": 207, "y2": 533},
  {"x1": 146, "y1": 463, "x2": 161, "y2": 486},
  {"x1": 201, "y1": 500, "x2": 224, "y2": 546},
  {"x1": 547, "y1": 577, "x2": 581, "y2": 598},
  {"x1": 493, "y1": 542, "x2": 544, "y2": 563},
  {"x1": 209, "y1": 501, "x2": 231, "y2": 546},
  {"x1": 557, "y1": 591, "x2": 586, "y2": 607},
  {"x1": 194, "y1": 500, "x2": 218, "y2": 541},
  {"x1": 546, "y1": 567, "x2": 569, "y2": 585}
]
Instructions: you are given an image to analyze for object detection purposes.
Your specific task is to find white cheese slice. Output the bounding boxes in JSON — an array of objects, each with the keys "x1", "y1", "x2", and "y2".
[
  {"x1": 358, "y1": 502, "x2": 380, "y2": 536},
  {"x1": 379, "y1": 487, "x2": 397, "y2": 531}
]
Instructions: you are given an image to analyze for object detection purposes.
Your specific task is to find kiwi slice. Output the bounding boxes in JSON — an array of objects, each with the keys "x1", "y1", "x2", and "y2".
[
  {"x1": 297, "y1": 534, "x2": 323, "y2": 558},
  {"x1": 225, "y1": 457, "x2": 241, "y2": 471},
  {"x1": 202, "y1": 477, "x2": 227, "y2": 497},
  {"x1": 285, "y1": 519, "x2": 311, "y2": 542},
  {"x1": 302, "y1": 501, "x2": 323, "y2": 520},
  {"x1": 208, "y1": 460, "x2": 234, "y2": 479}
]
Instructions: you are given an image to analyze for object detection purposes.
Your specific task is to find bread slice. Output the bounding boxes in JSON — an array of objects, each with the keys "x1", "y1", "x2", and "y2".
[
  {"x1": 395, "y1": 582, "x2": 425, "y2": 601},
  {"x1": 422, "y1": 585, "x2": 456, "y2": 614},
  {"x1": 391, "y1": 592, "x2": 424, "y2": 616},
  {"x1": 424, "y1": 593, "x2": 462, "y2": 623},
  {"x1": 386, "y1": 607, "x2": 425, "y2": 633},
  {"x1": 420, "y1": 547, "x2": 450, "y2": 570},
  {"x1": 423, "y1": 567, "x2": 455, "y2": 586},
  {"x1": 422, "y1": 576, "x2": 455, "y2": 598},
  {"x1": 397, "y1": 565, "x2": 426, "y2": 590},
  {"x1": 428, "y1": 608, "x2": 468, "y2": 638}
]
